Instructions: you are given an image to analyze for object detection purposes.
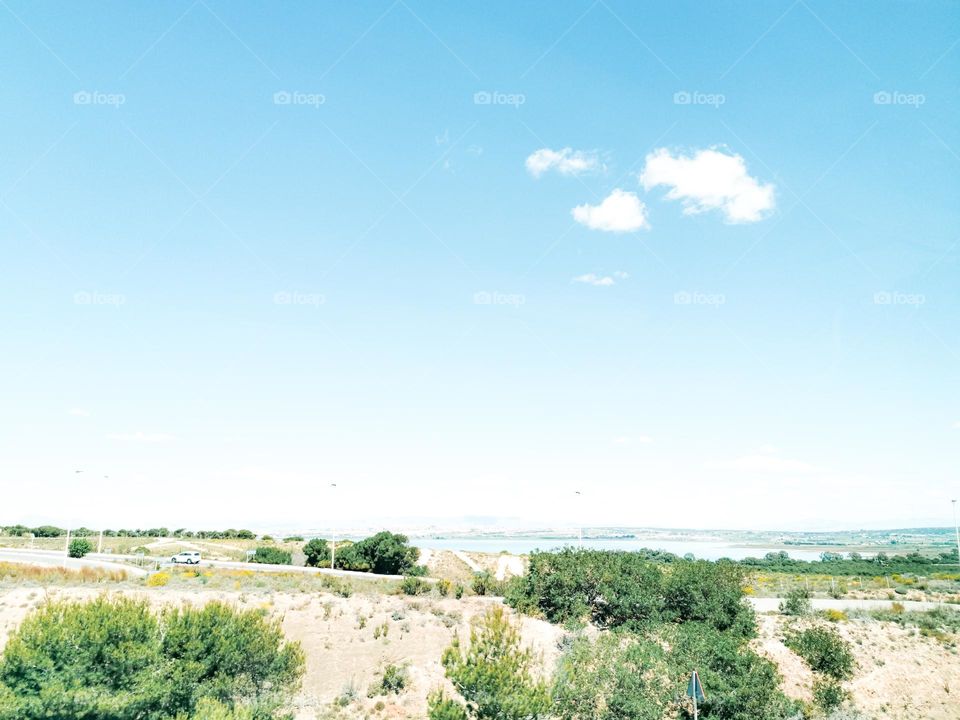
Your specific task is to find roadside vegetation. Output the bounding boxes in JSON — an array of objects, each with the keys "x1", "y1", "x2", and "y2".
[{"x1": 0, "y1": 597, "x2": 304, "y2": 719}]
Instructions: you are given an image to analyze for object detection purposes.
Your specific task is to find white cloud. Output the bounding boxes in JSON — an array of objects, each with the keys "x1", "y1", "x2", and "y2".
[
  {"x1": 526, "y1": 147, "x2": 600, "y2": 178},
  {"x1": 105, "y1": 432, "x2": 175, "y2": 443},
  {"x1": 705, "y1": 449, "x2": 816, "y2": 474},
  {"x1": 572, "y1": 272, "x2": 627, "y2": 287},
  {"x1": 67, "y1": 408, "x2": 90, "y2": 417},
  {"x1": 572, "y1": 189, "x2": 650, "y2": 232},
  {"x1": 953, "y1": 421, "x2": 960, "y2": 430},
  {"x1": 640, "y1": 147, "x2": 775, "y2": 223},
  {"x1": 613, "y1": 435, "x2": 653, "y2": 445}
]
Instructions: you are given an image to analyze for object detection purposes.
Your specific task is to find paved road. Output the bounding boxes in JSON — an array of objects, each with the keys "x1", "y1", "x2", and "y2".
[
  {"x1": 0, "y1": 548, "x2": 421, "y2": 581},
  {"x1": 749, "y1": 597, "x2": 946, "y2": 613},
  {"x1": 0, "y1": 548, "x2": 148, "y2": 577}
]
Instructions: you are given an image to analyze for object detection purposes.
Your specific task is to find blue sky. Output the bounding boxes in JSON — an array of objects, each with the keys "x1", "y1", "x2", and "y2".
[{"x1": 1, "y1": 1, "x2": 958, "y2": 531}]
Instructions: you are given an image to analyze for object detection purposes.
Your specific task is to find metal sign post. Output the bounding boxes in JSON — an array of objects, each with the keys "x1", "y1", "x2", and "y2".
[{"x1": 686, "y1": 670, "x2": 705, "y2": 720}]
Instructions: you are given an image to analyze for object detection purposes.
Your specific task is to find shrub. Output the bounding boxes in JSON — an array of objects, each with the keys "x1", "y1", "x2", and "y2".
[
  {"x1": 662, "y1": 560, "x2": 754, "y2": 637},
  {"x1": 813, "y1": 678, "x2": 848, "y2": 713},
  {"x1": 0, "y1": 597, "x2": 304, "y2": 719},
  {"x1": 370, "y1": 664, "x2": 407, "y2": 695},
  {"x1": 147, "y1": 571, "x2": 170, "y2": 587},
  {"x1": 436, "y1": 578, "x2": 452, "y2": 597},
  {"x1": 249, "y1": 546, "x2": 292, "y2": 565},
  {"x1": 440, "y1": 607, "x2": 552, "y2": 719},
  {"x1": 67, "y1": 538, "x2": 92, "y2": 558},
  {"x1": 401, "y1": 576, "x2": 429, "y2": 595},
  {"x1": 333, "y1": 531, "x2": 421, "y2": 575},
  {"x1": 303, "y1": 538, "x2": 331, "y2": 567},
  {"x1": 779, "y1": 586, "x2": 812, "y2": 616},
  {"x1": 472, "y1": 570, "x2": 502, "y2": 596},
  {"x1": 507, "y1": 550, "x2": 753, "y2": 634},
  {"x1": 552, "y1": 623, "x2": 798, "y2": 720},
  {"x1": 283, "y1": 535, "x2": 304, "y2": 543},
  {"x1": 428, "y1": 690, "x2": 469, "y2": 720},
  {"x1": 160, "y1": 601, "x2": 304, "y2": 712},
  {"x1": 784, "y1": 626, "x2": 854, "y2": 680}
]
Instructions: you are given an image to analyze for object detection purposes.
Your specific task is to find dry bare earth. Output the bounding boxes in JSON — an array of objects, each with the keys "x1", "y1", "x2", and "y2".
[
  {"x1": 1, "y1": 586, "x2": 958, "y2": 719},
  {"x1": 0, "y1": 586, "x2": 564, "y2": 720},
  {"x1": 753, "y1": 614, "x2": 960, "y2": 720}
]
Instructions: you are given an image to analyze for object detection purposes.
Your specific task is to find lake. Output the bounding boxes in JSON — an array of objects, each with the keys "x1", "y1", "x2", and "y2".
[{"x1": 412, "y1": 536, "x2": 826, "y2": 562}]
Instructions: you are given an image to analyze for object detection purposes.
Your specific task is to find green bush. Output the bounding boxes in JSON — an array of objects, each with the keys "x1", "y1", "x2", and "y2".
[
  {"x1": 813, "y1": 678, "x2": 848, "y2": 713},
  {"x1": 784, "y1": 626, "x2": 854, "y2": 680},
  {"x1": 401, "y1": 576, "x2": 429, "y2": 596},
  {"x1": 440, "y1": 607, "x2": 552, "y2": 720},
  {"x1": 370, "y1": 664, "x2": 407, "y2": 695},
  {"x1": 553, "y1": 624, "x2": 798, "y2": 720},
  {"x1": 67, "y1": 538, "x2": 92, "y2": 558},
  {"x1": 333, "y1": 531, "x2": 422, "y2": 575},
  {"x1": 662, "y1": 560, "x2": 755, "y2": 637},
  {"x1": 779, "y1": 586, "x2": 812, "y2": 616},
  {"x1": 506, "y1": 550, "x2": 753, "y2": 634},
  {"x1": 472, "y1": 570, "x2": 504, "y2": 597},
  {"x1": 0, "y1": 597, "x2": 303, "y2": 719},
  {"x1": 249, "y1": 546, "x2": 292, "y2": 565},
  {"x1": 428, "y1": 691, "x2": 469, "y2": 720},
  {"x1": 302, "y1": 538, "x2": 331, "y2": 567}
]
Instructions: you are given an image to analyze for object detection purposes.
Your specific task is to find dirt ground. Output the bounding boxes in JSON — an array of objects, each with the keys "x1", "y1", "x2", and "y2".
[
  {"x1": 0, "y1": 585, "x2": 564, "y2": 720},
  {"x1": 1, "y1": 586, "x2": 958, "y2": 719}
]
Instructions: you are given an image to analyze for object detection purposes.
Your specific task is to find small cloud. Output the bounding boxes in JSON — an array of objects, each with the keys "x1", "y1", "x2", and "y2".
[
  {"x1": 572, "y1": 273, "x2": 617, "y2": 287},
  {"x1": 613, "y1": 435, "x2": 653, "y2": 445},
  {"x1": 67, "y1": 408, "x2": 90, "y2": 417},
  {"x1": 953, "y1": 421, "x2": 960, "y2": 429},
  {"x1": 526, "y1": 147, "x2": 601, "y2": 178},
  {"x1": 640, "y1": 147, "x2": 775, "y2": 223},
  {"x1": 572, "y1": 189, "x2": 650, "y2": 233},
  {"x1": 105, "y1": 432, "x2": 174, "y2": 443},
  {"x1": 706, "y1": 449, "x2": 816, "y2": 474},
  {"x1": 435, "y1": 129, "x2": 449, "y2": 145}
]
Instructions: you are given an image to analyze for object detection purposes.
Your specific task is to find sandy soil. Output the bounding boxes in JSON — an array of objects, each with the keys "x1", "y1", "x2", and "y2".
[
  {"x1": 1, "y1": 586, "x2": 957, "y2": 719},
  {"x1": 754, "y1": 613, "x2": 960, "y2": 720},
  {"x1": 0, "y1": 586, "x2": 564, "y2": 720}
]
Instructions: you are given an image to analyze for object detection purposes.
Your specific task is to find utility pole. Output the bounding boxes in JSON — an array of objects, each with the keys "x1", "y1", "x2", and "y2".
[
  {"x1": 952, "y1": 499, "x2": 960, "y2": 566},
  {"x1": 330, "y1": 483, "x2": 338, "y2": 570},
  {"x1": 574, "y1": 490, "x2": 583, "y2": 548}
]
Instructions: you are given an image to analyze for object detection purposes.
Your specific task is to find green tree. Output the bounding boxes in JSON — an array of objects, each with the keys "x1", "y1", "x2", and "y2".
[
  {"x1": 0, "y1": 597, "x2": 304, "y2": 720},
  {"x1": 302, "y1": 538, "x2": 331, "y2": 567},
  {"x1": 67, "y1": 538, "x2": 92, "y2": 558},
  {"x1": 440, "y1": 607, "x2": 552, "y2": 720},
  {"x1": 784, "y1": 626, "x2": 854, "y2": 680},
  {"x1": 333, "y1": 531, "x2": 421, "y2": 575},
  {"x1": 249, "y1": 547, "x2": 292, "y2": 565}
]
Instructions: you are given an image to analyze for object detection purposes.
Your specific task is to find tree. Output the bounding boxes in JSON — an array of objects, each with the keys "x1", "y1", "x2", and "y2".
[
  {"x1": 333, "y1": 531, "x2": 421, "y2": 575},
  {"x1": 438, "y1": 607, "x2": 552, "y2": 720},
  {"x1": 302, "y1": 538, "x2": 331, "y2": 567},
  {"x1": 67, "y1": 538, "x2": 92, "y2": 558},
  {"x1": 0, "y1": 597, "x2": 304, "y2": 720},
  {"x1": 249, "y1": 547, "x2": 291, "y2": 565}
]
